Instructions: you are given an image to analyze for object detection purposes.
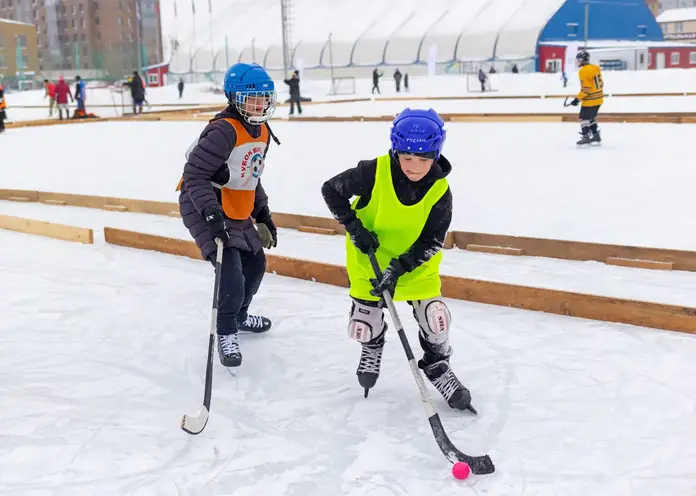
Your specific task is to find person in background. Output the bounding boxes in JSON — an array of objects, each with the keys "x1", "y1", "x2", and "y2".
[
  {"x1": 178, "y1": 78, "x2": 185, "y2": 99},
  {"x1": 75, "y1": 75, "x2": 86, "y2": 116},
  {"x1": 283, "y1": 70, "x2": 302, "y2": 116},
  {"x1": 478, "y1": 68, "x2": 487, "y2": 92},
  {"x1": 404, "y1": 72, "x2": 409, "y2": 92},
  {"x1": 0, "y1": 84, "x2": 7, "y2": 133},
  {"x1": 54, "y1": 77, "x2": 73, "y2": 120},
  {"x1": 123, "y1": 71, "x2": 146, "y2": 114},
  {"x1": 512, "y1": 64, "x2": 519, "y2": 74},
  {"x1": 44, "y1": 79, "x2": 56, "y2": 116},
  {"x1": 372, "y1": 68, "x2": 383, "y2": 95},
  {"x1": 393, "y1": 68, "x2": 403, "y2": 93}
]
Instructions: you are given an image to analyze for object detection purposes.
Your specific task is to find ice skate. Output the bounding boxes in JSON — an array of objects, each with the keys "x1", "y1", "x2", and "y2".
[
  {"x1": 420, "y1": 359, "x2": 475, "y2": 413},
  {"x1": 576, "y1": 134, "x2": 592, "y2": 146},
  {"x1": 357, "y1": 334, "x2": 385, "y2": 397},
  {"x1": 237, "y1": 314, "x2": 272, "y2": 333},
  {"x1": 590, "y1": 132, "x2": 602, "y2": 145},
  {"x1": 217, "y1": 333, "x2": 242, "y2": 367}
]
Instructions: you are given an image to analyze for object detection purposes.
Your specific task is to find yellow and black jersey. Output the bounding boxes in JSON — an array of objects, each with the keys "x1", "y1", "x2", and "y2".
[{"x1": 577, "y1": 64, "x2": 604, "y2": 107}]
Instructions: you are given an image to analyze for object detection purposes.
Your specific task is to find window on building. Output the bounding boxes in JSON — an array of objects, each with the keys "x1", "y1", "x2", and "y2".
[
  {"x1": 690, "y1": 52, "x2": 696, "y2": 64},
  {"x1": 84, "y1": 62, "x2": 89, "y2": 69},
  {"x1": 119, "y1": 17, "x2": 123, "y2": 26},
  {"x1": 639, "y1": 53, "x2": 645, "y2": 65},
  {"x1": 0, "y1": 34, "x2": 4, "y2": 49},
  {"x1": 79, "y1": 3, "x2": 83, "y2": 14},
  {"x1": 81, "y1": 18, "x2": 84, "y2": 28},
  {"x1": 73, "y1": 34, "x2": 78, "y2": 41},
  {"x1": 95, "y1": 16, "x2": 100, "y2": 25},
  {"x1": 638, "y1": 25, "x2": 647, "y2": 38},
  {"x1": 72, "y1": 19, "x2": 75, "y2": 28},
  {"x1": 71, "y1": 5, "x2": 75, "y2": 15},
  {"x1": 148, "y1": 73, "x2": 159, "y2": 85},
  {"x1": 127, "y1": 17, "x2": 131, "y2": 27},
  {"x1": 567, "y1": 23, "x2": 578, "y2": 37},
  {"x1": 82, "y1": 33, "x2": 86, "y2": 41},
  {"x1": 16, "y1": 34, "x2": 27, "y2": 47},
  {"x1": 676, "y1": 22, "x2": 683, "y2": 33},
  {"x1": 671, "y1": 52, "x2": 680, "y2": 65},
  {"x1": 0, "y1": 55, "x2": 7, "y2": 68}
]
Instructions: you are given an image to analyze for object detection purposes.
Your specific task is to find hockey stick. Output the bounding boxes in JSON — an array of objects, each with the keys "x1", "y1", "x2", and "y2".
[
  {"x1": 181, "y1": 238, "x2": 224, "y2": 435},
  {"x1": 563, "y1": 96, "x2": 575, "y2": 107},
  {"x1": 367, "y1": 252, "x2": 495, "y2": 475}
]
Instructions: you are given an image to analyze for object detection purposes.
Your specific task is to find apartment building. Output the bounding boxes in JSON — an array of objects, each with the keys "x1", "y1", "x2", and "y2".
[
  {"x1": 0, "y1": 0, "x2": 162, "y2": 78},
  {"x1": 0, "y1": 17, "x2": 38, "y2": 87}
]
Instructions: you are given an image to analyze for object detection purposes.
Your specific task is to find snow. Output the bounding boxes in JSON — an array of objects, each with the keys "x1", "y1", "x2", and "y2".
[
  {"x1": 5, "y1": 89, "x2": 696, "y2": 493},
  {"x1": 5, "y1": 229, "x2": 696, "y2": 494},
  {"x1": 5, "y1": 198, "x2": 696, "y2": 308},
  {"x1": 2, "y1": 195, "x2": 695, "y2": 309},
  {"x1": 4, "y1": 120, "x2": 696, "y2": 252},
  {"x1": 656, "y1": 7, "x2": 696, "y2": 23}
]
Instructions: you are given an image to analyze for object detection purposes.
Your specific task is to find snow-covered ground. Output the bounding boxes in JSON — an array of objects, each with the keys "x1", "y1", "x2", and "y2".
[
  {"x1": 4, "y1": 69, "x2": 696, "y2": 122},
  {"x1": 3, "y1": 120, "x2": 696, "y2": 251},
  {"x1": 5, "y1": 230, "x2": 696, "y2": 495},
  {"x1": 4, "y1": 199, "x2": 696, "y2": 308}
]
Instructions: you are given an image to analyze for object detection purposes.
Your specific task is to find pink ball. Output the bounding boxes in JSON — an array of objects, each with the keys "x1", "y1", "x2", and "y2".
[{"x1": 452, "y1": 462, "x2": 470, "y2": 480}]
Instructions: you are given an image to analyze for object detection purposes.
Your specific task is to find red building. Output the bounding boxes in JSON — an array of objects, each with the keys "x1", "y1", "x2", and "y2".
[
  {"x1": 539, "y1": 41, "x2": 696, "y2": 72},
  {"x1": 145, "y1": 62, "x2": 169, "y2": 87}
]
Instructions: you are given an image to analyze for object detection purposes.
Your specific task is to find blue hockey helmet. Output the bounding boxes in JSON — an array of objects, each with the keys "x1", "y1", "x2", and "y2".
[
  {"x1": 390, "y1": 108, "x2": 446, "y2": 160},
  {"x1": 223, "y1": 63, "x2": 277, "y2": 124}
]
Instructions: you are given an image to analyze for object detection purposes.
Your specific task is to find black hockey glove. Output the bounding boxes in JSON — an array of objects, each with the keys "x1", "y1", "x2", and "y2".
[
  {"x1": 345, "y1": 219, "x2": 379, "y2": 255},
  {"x1": 255, "y1": 206, "x2": 278, "y2": 249},
  {"x1": 370, "y1": 259, "x2": 406, "y2": 300},
  {"x1": 202, "y1": 207, "x2": 230, "y2": 243},
  {"x1": 570, "y1": 98, "x2": 580, "y2": 106}
]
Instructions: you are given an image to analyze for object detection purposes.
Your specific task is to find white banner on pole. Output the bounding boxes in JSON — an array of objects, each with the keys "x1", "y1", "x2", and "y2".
[{"x1": 428, "y1": 45, "x2": 437, "y2": 77}]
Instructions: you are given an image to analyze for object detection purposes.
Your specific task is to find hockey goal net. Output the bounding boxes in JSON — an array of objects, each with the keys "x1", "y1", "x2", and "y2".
[{"x1": 329, "y1": 76, "x2": 356, "y2": 96}]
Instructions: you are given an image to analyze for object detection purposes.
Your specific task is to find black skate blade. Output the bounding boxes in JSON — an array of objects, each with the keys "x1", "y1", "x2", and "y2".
[
  {"x1": 363, "y1": 388, "x2": 369, "y2": 398},
  {"x1": 237, "y1": 328, "x2": 271, "y2": 334},
  {"x1": 466, "y1": 404, "x2": 478, "y2": 415}
]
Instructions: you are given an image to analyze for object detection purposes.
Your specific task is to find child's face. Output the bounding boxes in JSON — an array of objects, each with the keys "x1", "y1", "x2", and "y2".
[
  {"x1": 397, "y1": 153, "x2": 434, "y2": 182},
  {"x1": 242, "y1": 94, "x2": 269, "y2": 118}
]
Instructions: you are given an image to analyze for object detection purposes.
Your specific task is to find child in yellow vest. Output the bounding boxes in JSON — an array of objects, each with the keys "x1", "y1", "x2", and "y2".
[{"x1": 321, "y1": 108, "x2": 474, "y2": 412}]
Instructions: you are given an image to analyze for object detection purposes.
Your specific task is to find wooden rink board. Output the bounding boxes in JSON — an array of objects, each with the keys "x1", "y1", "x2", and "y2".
[
  {"x1": 0, "y1": 214, "x2": 93, "y2": 244},
  {"x1": 102, "y1": 227, "x2": 696, "y2": 334},
  {"x1": 3, "y1": 189, "x2": 696, "y2": 272}
]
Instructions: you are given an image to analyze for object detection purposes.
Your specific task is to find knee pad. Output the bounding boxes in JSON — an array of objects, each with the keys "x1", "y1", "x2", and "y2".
[
  {"x1": 347, "y1": 299, "x2": 386, "y2": 343},
  {"x1": 580, "y1": 119, "x2": 591, "y2": 128},
  {"x1": 412, "y1": 297, "x2": 451, "y2": 345}
]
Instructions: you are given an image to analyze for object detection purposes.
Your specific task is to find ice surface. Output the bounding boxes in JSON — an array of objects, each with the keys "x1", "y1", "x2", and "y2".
[
  {"x1": 5, "y1": 199, "x2": 696, "y2": 309},
  {"x1": 4, "y1": 120, "x2": 696, "y2": 251},
  {"x1": 4, "y1": 230, "x2": 696, "y2": 495}
]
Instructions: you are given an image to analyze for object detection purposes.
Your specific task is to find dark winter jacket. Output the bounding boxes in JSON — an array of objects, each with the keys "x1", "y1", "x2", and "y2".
[
  {"x1": 394, "y1": 69, "x2": 402, "y2": 82},
  {"x1": 284, "y1": 76, "x2": 301, "y2": 99},
  {"x1": 125, "y1": 75, "x2": 146, "y2": 101},
  {"x1": 321, "y1": 153, "x2": 453, "y2": 274},
  {"x1": 179, "y1": 106, "x2": 273, "y2": 260},
  {"x1": 372, "y1": 69, "x2": 383, "y2": 84}
]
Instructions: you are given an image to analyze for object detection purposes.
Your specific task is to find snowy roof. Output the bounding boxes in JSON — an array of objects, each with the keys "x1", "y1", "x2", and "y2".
[
  {"x1": 0, "y1": 17, "x2": 35, "y2": 27},
  {"x1": 163, "y1": 0, "x2": 565, "y2": 72},
  {"x1": 656, "y1": 7, "x2": 696, "y2": 23}
]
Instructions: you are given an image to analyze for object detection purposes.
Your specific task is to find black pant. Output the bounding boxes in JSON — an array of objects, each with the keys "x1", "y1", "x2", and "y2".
[
  {"x1": 372, "y1": 83, "x2": 380, "y2": 94},
  {"x1": 217, "y1": 246, "x2": 266, "y2": 334},
  {"x1": 0, "y1": 113, "x2": 5, "y2": 132},
  {"x1": 579, "y1": 105, "x2": 600, "y2": 121},
  {"x1": 289, "y1": 97, "x2": 302, "y2": 115}
]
